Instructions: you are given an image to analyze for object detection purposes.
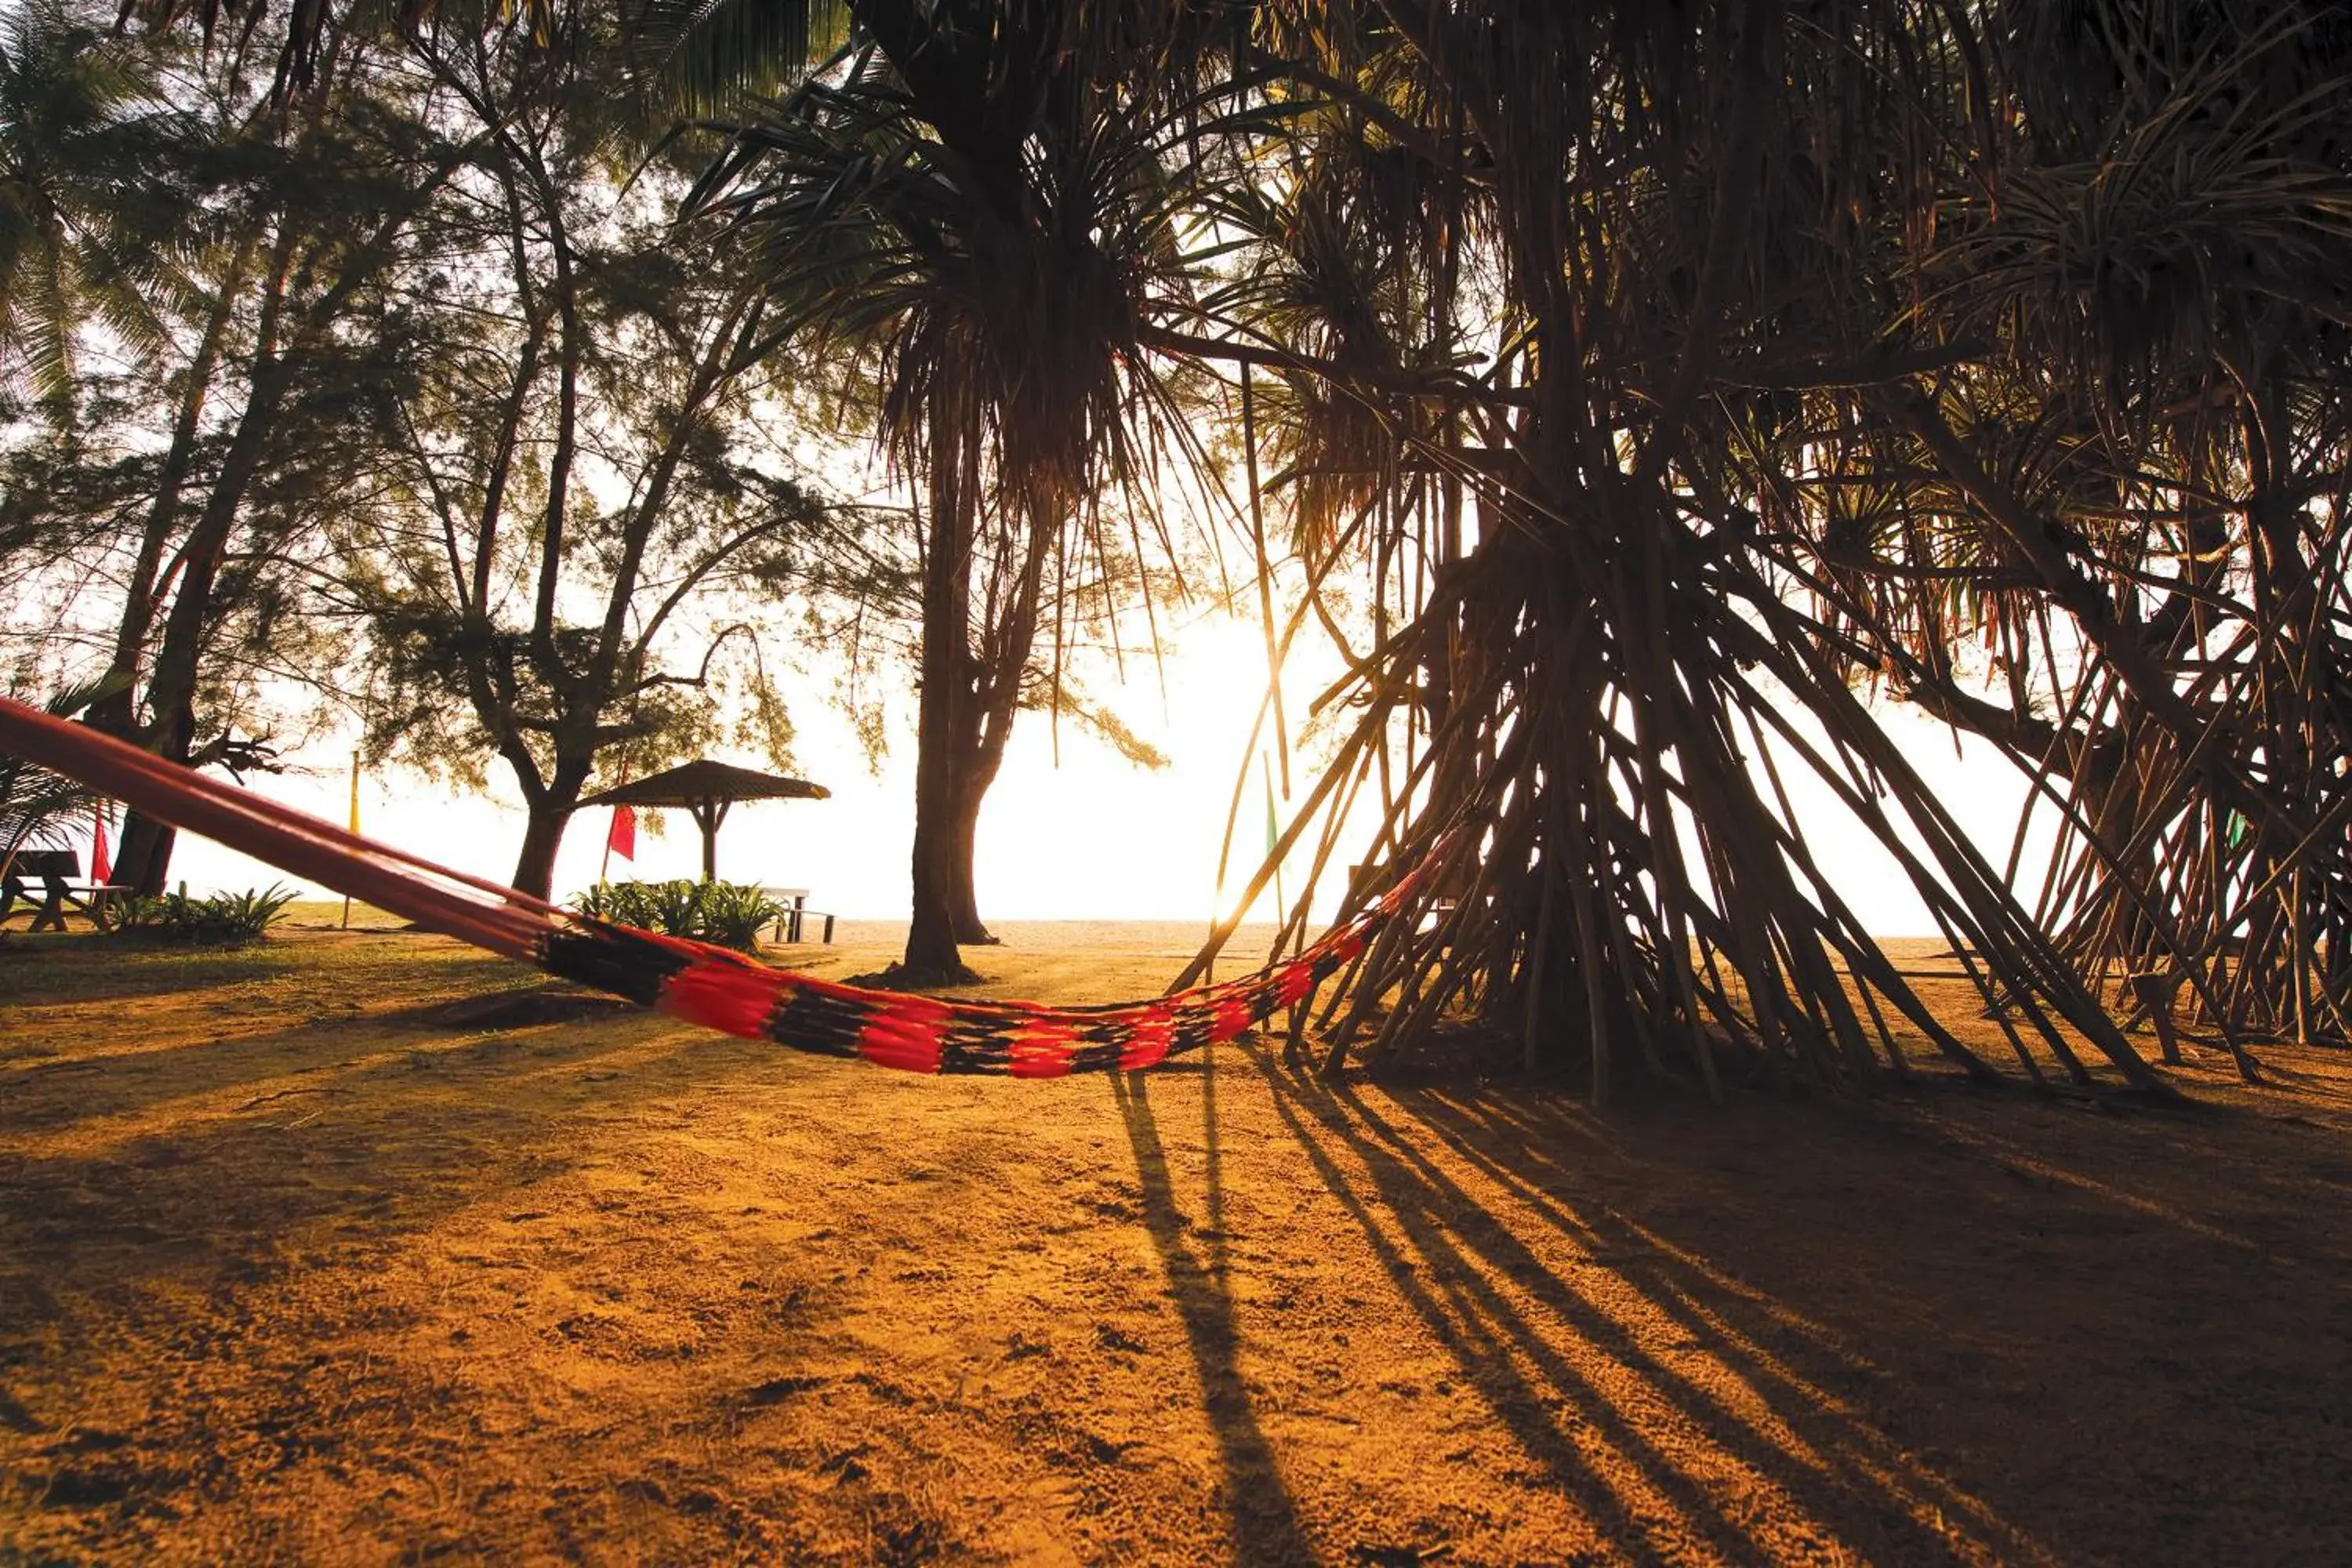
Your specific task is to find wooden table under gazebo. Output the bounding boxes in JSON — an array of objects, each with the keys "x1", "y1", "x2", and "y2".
[{"x1": 578, "y1": 760, "x2": 833, "y2": 940}]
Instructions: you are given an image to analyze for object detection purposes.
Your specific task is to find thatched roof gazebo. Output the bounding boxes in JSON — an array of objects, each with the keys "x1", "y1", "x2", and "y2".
[{"x1": 578, "y1": 760, "x2": 829, "y2": 883}]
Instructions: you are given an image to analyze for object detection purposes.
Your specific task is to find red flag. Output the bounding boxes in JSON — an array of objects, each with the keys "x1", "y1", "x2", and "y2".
[
  {"x1": 606, "y1": 804, "x2": 636, "y2": 862},
  {"x1": 90, "y1": 807, "x2": 111, "y2": 885}
]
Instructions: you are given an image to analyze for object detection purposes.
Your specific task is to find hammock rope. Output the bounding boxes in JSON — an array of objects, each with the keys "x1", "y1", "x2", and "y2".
[{"x1": 0, "y1": 696, "x2": 1433, "y2": 1076}]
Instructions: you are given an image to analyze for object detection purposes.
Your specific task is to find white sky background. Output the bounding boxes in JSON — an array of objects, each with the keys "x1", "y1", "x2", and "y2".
[{"x1": 156, "y1": 604, "x2": 2045, "y2": 935}]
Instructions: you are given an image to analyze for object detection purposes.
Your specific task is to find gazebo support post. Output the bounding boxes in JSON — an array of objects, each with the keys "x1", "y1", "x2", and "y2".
[{"x1": 689, "y1": 796, "x2": 731, "y2": 882}]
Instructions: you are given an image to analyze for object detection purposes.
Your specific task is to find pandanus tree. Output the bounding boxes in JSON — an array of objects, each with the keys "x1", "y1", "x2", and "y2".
[
  {"x1": 1154, "y1": 0, "x2": 2176, "y2": 1095},
  {"x1": 658, "y1": 0, "x2": 2230, "y2": 1079},
  {"x1": 1726, "y1": 1, "x2": 2352, "y2": 1056},
  {"x1": 1947, "y1": 2, "x2": 2352, "y2": 1054},
  {"x1": 674, "y1": 0, "x2": 1240, "y2": 981},
  {"x1": 1212, "y1": 0, "x2": 2352, "y2": 1083}
]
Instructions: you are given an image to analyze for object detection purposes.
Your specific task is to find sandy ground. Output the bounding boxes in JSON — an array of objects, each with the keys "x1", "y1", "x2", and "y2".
[{"x1": 2, "y1": 911, "x2": 2349, "y2": 1566}]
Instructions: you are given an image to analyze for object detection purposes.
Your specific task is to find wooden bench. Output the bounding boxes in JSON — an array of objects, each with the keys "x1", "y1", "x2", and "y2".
[
  {"x1": 1, "y1": 850, "x2": 131, "y2": 932},
  {"x1": 758, "y1": 887, "x2": 836, "y2": 946}
]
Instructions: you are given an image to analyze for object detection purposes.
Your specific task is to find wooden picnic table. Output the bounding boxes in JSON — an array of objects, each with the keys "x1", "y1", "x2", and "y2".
[{"x1": 1, "y1": 849, "x2": 130, "y2": 932}]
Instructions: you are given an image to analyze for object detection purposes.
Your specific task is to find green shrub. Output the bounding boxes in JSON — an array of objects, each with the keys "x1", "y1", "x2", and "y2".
[
  {"x1": 572, "y1": 880, "x2": 661, "y2": 928},
  {"x1": 109, "y1": 883, "x2": 296, "y2": 946},
  {"x1": 649, "y1": 879, "x2": 705, "y2": 938},
  {"x1": 694, "y1": 881, "x2": 786, "y2": 952},
  {"x1": 572, "y1": 879, "x2": 784, "y2": 953}
]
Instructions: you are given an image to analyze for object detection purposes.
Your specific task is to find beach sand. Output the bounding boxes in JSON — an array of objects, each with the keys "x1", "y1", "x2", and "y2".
[{"x1": 2, "y1": 916, "x2": 2349, "y2": 1565}]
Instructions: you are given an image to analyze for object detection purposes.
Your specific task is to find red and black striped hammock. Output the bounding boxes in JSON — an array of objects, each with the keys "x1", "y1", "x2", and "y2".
[{"x1": 0, "y1": 697, "x2": 1421, "y2": 1076}]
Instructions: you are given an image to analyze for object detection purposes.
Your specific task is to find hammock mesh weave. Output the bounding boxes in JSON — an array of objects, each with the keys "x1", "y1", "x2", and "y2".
[{"x1": 0, "y1": 696, "x2": 1425, "y2": 1076}]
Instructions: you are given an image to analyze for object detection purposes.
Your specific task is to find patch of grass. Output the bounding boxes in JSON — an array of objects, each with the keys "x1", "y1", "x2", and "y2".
[
  {"x1": 0, "y1": 931, "x2": 524, "y2": 1009},
  {"x1": 107, "y1": 884, "x2": 296, "y2": 946},
  {"x1": 0, "y1": 941, "x2": 301, "y2": 1004}
]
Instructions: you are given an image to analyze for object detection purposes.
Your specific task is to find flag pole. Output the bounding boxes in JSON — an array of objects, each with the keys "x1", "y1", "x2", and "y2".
[
  {"x1": 341, "y1": 749, "x2": 359, "y2": 928},
  {"x1": 1264, "y1": 750, "x2": 1286, "y2": 927}
]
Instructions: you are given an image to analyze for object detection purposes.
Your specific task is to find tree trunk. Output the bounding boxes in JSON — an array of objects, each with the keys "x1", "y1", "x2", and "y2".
[
  {"x1": 499, "y1": 732, "x2": 597, "y2": 901},
  {"x1": 906, "y1": 772, "x2": 969, "y2": 978},
  {"x1": 87, "y1": 235, "x2": 256, "y2": 742},
  {"x1": 123, "y1": 394, "x2": 276, "y2": 896},
  {"x1": 900, "y1": 393, "x2": 982, "y2": 985},
  {"x1": 947, "y1": 759, "x2": 995, "y2": 945},
  {"x1": 947, "y1": 507, "x2": 1055, "y2": 948},
  {"x1": 94, "y1": 232, "x2": 291, "y2": 898},
  {"x1": 531, "y1": 168, "x2": 583, "y2": 658},
  {"x1": 111, "y1": 817, "x2": 178, "y2": 898},
  {"x1": 510, "y1": 800, "x2": 572, "y2": 901},
  {"x1": 906, "y1": 664, "x2": 980, "y2": 975}
]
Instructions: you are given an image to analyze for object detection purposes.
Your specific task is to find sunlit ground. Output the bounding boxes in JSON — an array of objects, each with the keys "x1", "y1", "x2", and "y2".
[{"x1": 4, "y1": 917, "x2": 2348, "y2": 1565}]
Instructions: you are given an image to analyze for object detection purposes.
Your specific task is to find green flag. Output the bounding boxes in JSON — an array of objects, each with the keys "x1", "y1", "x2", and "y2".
[
  {"x1": 1265, "y1": 754, "x2": 1279, "y2": 856},
  {"x1": 1263, "y1": 752, "x2": 1286, "y2": 920}
]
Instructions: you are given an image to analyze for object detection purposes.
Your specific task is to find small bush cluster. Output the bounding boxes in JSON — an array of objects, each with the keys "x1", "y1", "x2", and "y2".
[
  {"x1": 572, "y1": 879, "x2": 782, "y2": 953},
  {"x1": 109, "y1": 884, "x2": 296, "y2": 946}
]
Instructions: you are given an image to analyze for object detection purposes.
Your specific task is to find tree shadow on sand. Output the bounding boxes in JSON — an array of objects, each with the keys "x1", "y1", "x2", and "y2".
[
  {"x1": 1112, "y1": 1047, "x2": 1316, "y2": 1566},
  {"x1": 1251, "y1": 1042, "x2": 2352, "y2": 1566}
]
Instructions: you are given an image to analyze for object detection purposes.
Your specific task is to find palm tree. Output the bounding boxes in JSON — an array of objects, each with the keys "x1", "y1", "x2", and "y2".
[
  {"x1": 662, "y1": 0, "x2": 2207, "y2": 1077},
  {"x1": 0, "y1": 0, "x2": 176, "y2": 408}
]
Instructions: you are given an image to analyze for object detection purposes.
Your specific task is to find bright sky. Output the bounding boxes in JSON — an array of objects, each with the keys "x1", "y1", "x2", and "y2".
[
  {"x1": 153, "y1": 606, "x2": 2043, "y2": 938},
  {"x1": 164, "y1": 611, "x2": 1327, "y2": 924}
]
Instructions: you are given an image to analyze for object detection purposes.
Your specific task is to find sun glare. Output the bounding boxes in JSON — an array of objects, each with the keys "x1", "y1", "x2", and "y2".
[{"x1": 163, "y1": 608, "x2": 1379, "y2": 927}]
